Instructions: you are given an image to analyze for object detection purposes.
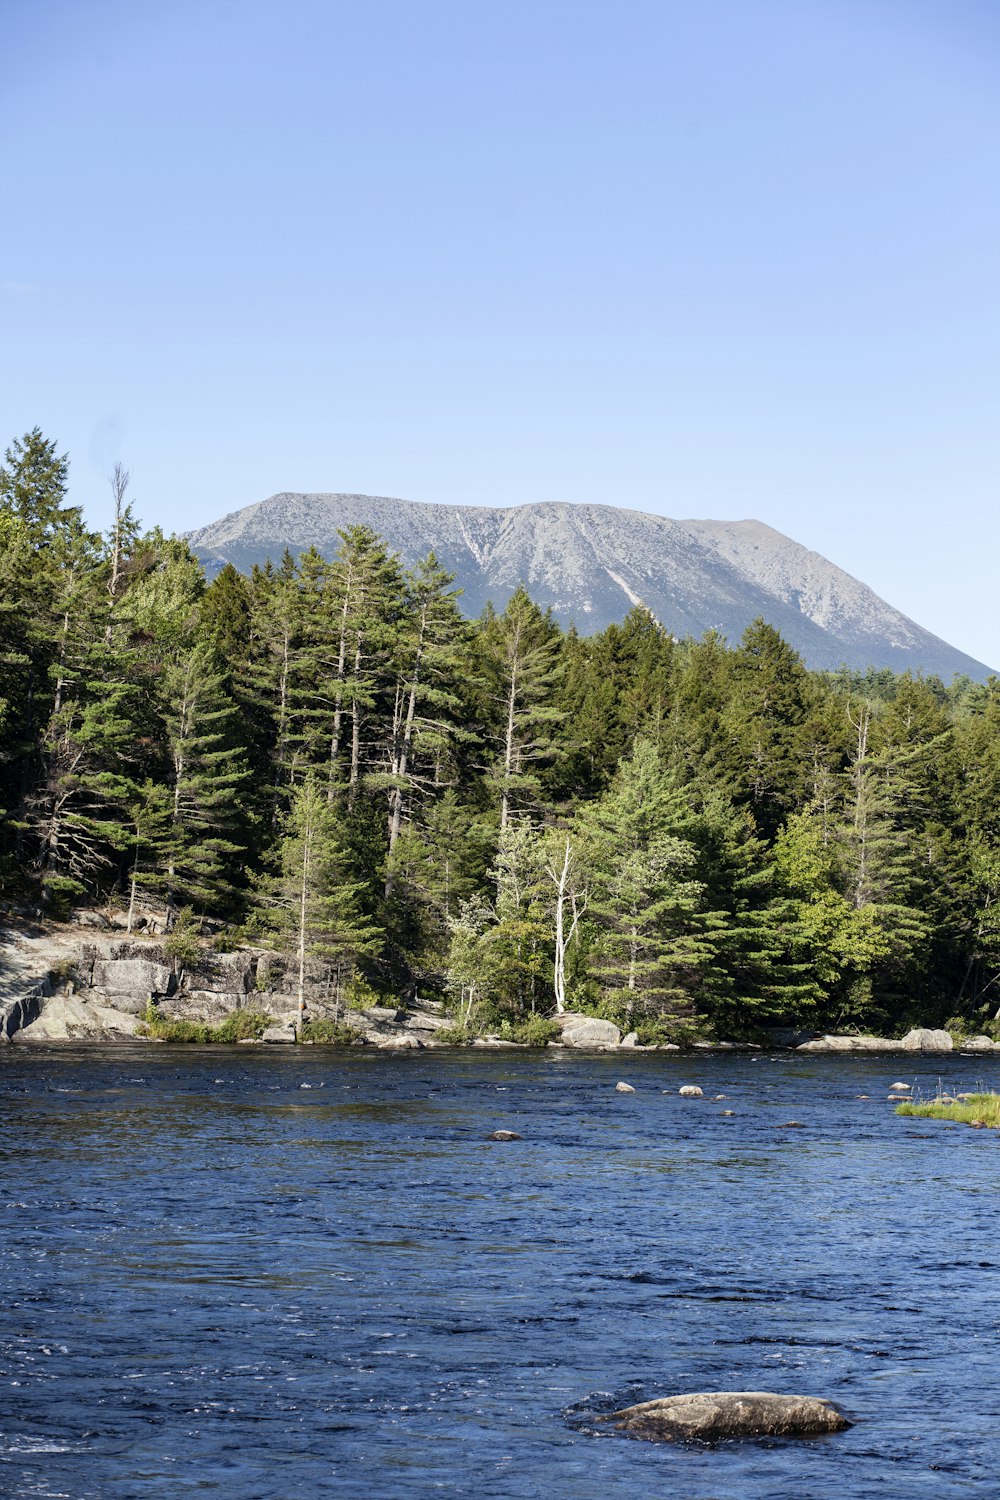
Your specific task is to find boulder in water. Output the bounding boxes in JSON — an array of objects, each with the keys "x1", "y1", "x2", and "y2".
[
  {"x1": 609, "y1": 1390, "x2": 851, "y2": 1442},
  {"x1": 615, "y1": 1081, "x2": 636, "y2": 1093},
  {"x1": 898, "y1": 1028, "x2": 952, "y2": 1053},
  {"x1": 557, "y1": 1014, "x2": 622, "y2": 1049},
  {"x1": 487, "y1": 1130, "x2": 522, "y2": 1141},
  {"x1": 678, "y1": 1085, "x2": 703, "y2": 1097}
]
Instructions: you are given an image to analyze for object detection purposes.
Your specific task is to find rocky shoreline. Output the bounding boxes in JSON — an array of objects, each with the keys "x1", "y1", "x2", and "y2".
[{"x1": 1, "y1": 922, "x2": 997, "y2": 1055}]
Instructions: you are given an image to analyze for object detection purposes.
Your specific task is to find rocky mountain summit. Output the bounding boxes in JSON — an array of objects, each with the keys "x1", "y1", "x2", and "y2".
[{"x1": 186, "y1": 491, "x2": 992, "y2": 678}]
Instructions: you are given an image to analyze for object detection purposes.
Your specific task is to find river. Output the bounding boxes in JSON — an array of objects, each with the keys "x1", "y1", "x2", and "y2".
[{"x1": 2, "y1": 1045, "x2": 999, "y2": 1498}]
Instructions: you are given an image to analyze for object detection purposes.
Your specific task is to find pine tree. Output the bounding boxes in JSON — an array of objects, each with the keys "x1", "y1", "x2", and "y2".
[
  {"x1": 321, "y1": 527, "x2": 404, "y2": 804},
  {"x1": 720, "y1": 619, "x2": 813, "y2": 838},
  {"x1": 256, "y1": 773, "x2": 380, "y2": 1028},
  {"x1": 160, "y1": 641, "x2": 250, "y2": 917},
  {"x1": 575, "y1": 740, "x2": 710, "y2": 1027},
  {"x1": 383, "y1": 552, "x2": 472, "y2": 879},
  {"x1": 479, "y1": 586, "x2": 563, "y2": 828},
  {"x1": 0, "y1": 428, "x2": 76, "y2": 541}
]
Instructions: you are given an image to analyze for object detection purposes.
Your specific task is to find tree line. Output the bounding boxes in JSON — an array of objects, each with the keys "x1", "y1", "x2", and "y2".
[{"x1": 2, "y1": 428, "x2": 1000, "y2": 1041}]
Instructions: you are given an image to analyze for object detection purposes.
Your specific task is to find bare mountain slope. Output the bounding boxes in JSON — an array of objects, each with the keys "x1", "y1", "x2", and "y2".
[{"x1": 186, "y1": 492, "x2": 993, "y2": 679}]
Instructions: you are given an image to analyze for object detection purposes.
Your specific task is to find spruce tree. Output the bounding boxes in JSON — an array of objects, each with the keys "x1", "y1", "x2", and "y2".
[
  {"x1": 479, "y1": 586, "x2": 563, "y2": 828},
  {"x1": 575, "y1": 740, "x2": 710, "y2": 1028},
  {"x1": 160, "y1": 641, "x2": 250, "y2": 917},
  {"x1": 256, "y1": 773, "x2": 380, "y2": 1027}
]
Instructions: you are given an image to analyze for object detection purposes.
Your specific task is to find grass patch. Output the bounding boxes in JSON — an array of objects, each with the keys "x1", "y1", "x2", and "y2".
[
  {"x1": 896, "y1": 1093, "x2": 1000, "y2": 1128},
  {"x1": 138, "y1": 1010, "x2": 270, "y2": 1043}
]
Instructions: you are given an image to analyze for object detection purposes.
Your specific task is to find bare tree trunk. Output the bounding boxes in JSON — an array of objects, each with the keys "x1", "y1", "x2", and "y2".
[
  {"x1": 297, "y1": 807, "x2": 313, "y2": 1040},
  {"x1": 107, "y1": 464, "x2": 131, "y2": 612},
  {"x1": 501, "y1": 656, "x2": 519, "y2": 830},
  {"x1": 546, "y1": 835, "x2": 586, "y2": 1014},
  {"x1": 348, "y1": 638, "x2": 363, "y2": 810},
  {"x1": 847, "y1": 703, "x2": 872, "y2": 909},
  {"x1": 328, "y1": 578, "x2": 352, "y2": 799}
]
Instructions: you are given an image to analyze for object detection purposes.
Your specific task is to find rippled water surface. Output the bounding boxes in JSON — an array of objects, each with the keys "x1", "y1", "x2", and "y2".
[{"x1": 3, "y1": 1046, "x2": 1000, "y2": 1498}]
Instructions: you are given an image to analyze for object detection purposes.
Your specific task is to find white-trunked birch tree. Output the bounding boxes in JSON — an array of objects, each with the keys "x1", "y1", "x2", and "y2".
[{"x1": 540, "y1": 829, "x2": 588, "y2": 1013}]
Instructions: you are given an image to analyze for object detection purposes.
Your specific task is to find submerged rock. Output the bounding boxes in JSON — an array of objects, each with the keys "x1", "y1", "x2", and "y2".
[
  {"x1": 487, "y1": 1130, "x2": 522, "y2": 1141},
  {"x1": 609, "y1": 1391, "x2": 851, "y2": 1442}
]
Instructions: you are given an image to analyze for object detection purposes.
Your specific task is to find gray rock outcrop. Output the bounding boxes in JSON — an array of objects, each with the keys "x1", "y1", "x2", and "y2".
[
  {"x1": 609, "y1": 1391, "x2": 851, "y2": 1442},
  {"x1": 898, "y1": 1027, "x2": 953, "y2": 1053},
  {"x1": 556, "y1": 1013, "x2": 622, "y2": 1049},
  {"x1": 797, "y1": 1029, "x2": 953, "y2": 1054},
  {"x1": 961, "y1": 1034, "x2": 999, "y2": 1052},
  {"x1": 261, "y1": 1022, "x2": 296, "y2": 1043}
]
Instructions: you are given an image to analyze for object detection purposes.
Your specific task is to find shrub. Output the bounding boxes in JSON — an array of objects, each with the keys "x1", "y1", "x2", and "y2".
[
  {"x1": 137, "y1": 1016, "x2": 213, "y2": 1042},
  {"x1": 299, "y1": 1018, "x2": 362, "y2": 1045},
  {"x1": 633, "y1": 1017, "x2": 705, "y2": 1048},
  {"x1": 435, "y1": 1023, "x2": 474, "y2": 1045},
  {"x1": 137, "y1": 1008, "x2": 270, "y2": 1043},
  {"x1": 508, "y1": 1014, "x2": 561, "y2": 1047},
  {"x1": 212, "y1": 1010, "x2": 269, "y2": 1042},
  {"x1": 345, "y1": 976, "x2": 384, "y2": 1012},
  {"x1": 163, "y1": 909, "x2": 202, "y2": 968},
  {"x1": 42, "y1": 875, "x2": 85, "y2": 921}
]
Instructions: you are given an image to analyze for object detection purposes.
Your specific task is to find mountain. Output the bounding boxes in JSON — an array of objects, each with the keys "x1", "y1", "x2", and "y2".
[{"x1": 185, "y1": 492, "x2": 994, "y2": 679}]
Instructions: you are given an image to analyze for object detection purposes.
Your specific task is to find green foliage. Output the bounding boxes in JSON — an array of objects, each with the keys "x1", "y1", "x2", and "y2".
[
  {"x1": 896, "y1": 1094, "x2": 1000, "y2": 1128},
  {"x1": 4, "y1": 427, "x2": 999, "y2": 1040},
  {"x1": 138, "y1": 1006, "x2": 270, "y2": 1042},
  {"x1": 163, "y1": 908, "x2": 202, "y2": 968},
  {"x1": 632, "y1": 1016, "x2": 707, "y2": 1047},
  {"x1": 212, "y1": 1010, "x2": 270, "y2": 1041},
  {"x1": 298, "y1": 1017, "x2": 363, "y2": 1044},
  {"x1": 503, "y1": 1014, "x2": 561, "y2": 1046},
  {"x1": 434, "y1": 1022, "x2": 476, "y2": 1045}
]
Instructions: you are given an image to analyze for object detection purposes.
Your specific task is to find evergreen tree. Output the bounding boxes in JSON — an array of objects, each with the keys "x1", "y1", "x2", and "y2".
[
  {"x1": 479, "y1": 586, "x2": 563, "y2": 828},
  {"x1": 159, "y1": 641, "x2": 250, "y2": 917},
  {"x1": 0, "y1": 428, "x2": 76, "y2": 541},
  {"x1": 575, "y1": 740, "x2": 710, "y2": 1027},
  {"x1": 256, "y1": 773, "x2": 380, "y2": 1028}
]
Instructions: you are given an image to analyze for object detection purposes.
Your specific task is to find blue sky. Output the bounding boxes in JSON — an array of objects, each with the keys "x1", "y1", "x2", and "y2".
[{"x1": 3, "y1": 0, "x2": 999, "y2": 665}]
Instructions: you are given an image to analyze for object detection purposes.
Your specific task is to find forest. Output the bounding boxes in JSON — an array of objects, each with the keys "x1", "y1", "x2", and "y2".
[{"x1": 2, "y1": 428, "x2": 1000, "y2": 1043}]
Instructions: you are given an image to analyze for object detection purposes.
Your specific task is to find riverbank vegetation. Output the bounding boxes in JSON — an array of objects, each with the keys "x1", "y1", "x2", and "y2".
[
  {"x1": 896, "y1": 1094, "x2": 1000, "y2": 1127},
  {"x1": 3, "y1": 429, "x2": 1000, "y2": 1041}
]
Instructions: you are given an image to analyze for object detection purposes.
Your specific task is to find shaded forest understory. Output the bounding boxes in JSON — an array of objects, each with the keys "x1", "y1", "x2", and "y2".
[{"x1": 3, "y1": 429, "x2": 1000, "y2": 1043}]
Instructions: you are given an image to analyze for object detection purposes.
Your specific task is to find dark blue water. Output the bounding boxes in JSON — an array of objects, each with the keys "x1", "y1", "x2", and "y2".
[{"x1": 2, "y1": 1046, "x2": 1000, "y2": 1498}]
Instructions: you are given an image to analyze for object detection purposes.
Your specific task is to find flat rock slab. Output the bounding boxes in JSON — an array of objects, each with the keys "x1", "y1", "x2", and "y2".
[
  {"x1": 798, "y1": 1028, "x2": 952, "y2": 1054},
  {"x1": 610, "y1": 1391, "x2": 851, "y2": 1442},
  {"x1": 91, "y1": 958, "x2": 175, "y2": 998}
]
